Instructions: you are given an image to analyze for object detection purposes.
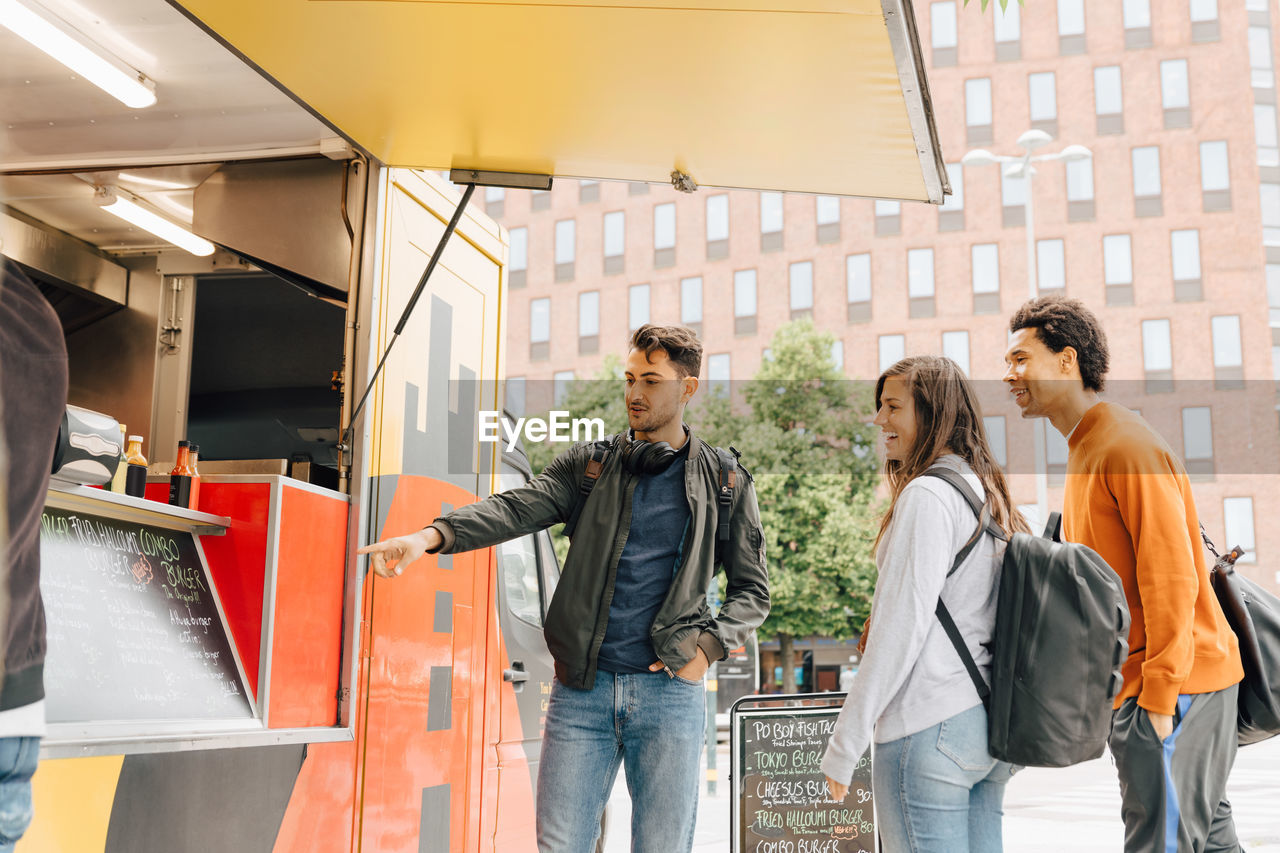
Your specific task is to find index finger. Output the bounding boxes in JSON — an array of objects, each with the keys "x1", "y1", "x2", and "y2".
[{"x1": 357, "y1": 540, "x2": 397, "y2": 555}]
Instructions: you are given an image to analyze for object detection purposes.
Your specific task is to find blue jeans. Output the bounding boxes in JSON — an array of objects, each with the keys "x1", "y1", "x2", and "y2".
[
  {"x1": 0, "y1": 737, "x2": 39, "y2": 853},
  {"x1": 873, "y1": 704, "x2": 1016, "y2": 853},
  {"x1": 536, "y1": 671, "x2": 705, "y2": 853}
]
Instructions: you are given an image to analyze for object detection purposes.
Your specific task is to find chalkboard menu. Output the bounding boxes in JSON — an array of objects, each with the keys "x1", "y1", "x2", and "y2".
[
  {"x1": 39, "y1": 506, "x2": 253, "y2": 724},
  {"x1": 733, "y1": 701, "x2": 874, "y2": 853}
]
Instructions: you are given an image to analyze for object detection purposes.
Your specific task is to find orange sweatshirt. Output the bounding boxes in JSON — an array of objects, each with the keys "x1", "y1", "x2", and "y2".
[{"x1": 1063, "y1": 402, "x2": 1242, "y2": 715}]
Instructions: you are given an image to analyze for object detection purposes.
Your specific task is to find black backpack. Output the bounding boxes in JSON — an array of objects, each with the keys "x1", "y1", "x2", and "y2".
[
  {"x1": 924, "y1": 467, "x2": 1131, "y2": 768},
  {"x1": 562, "y1": 437, "x2": 740, "y2": 565}
]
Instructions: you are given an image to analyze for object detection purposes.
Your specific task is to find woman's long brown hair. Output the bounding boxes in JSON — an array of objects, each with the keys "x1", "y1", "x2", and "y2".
[{"x1": 873, "y1": 355, "x2": 1030, "y2": 550}]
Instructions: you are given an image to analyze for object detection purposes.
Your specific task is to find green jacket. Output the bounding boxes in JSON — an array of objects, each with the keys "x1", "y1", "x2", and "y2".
[{"x1": 430, "y1": 428, "x2": 770, "y2": 690}]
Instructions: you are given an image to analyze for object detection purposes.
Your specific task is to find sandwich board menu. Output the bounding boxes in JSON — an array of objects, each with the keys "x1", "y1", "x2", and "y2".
[{"x1": 731, "y1": 695, "x2": 874, "y2": 853}]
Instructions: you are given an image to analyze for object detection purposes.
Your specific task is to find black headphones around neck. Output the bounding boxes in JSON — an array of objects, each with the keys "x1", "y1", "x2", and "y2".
[{"x1": 620, "y1": 427, "x2": 687, "y2": 476}]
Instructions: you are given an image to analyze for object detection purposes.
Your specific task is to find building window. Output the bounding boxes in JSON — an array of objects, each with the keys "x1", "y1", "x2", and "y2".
[
  {"x1": 1058, "y1": 0, "x2": 1086, "y2": 54},
  {"x1": 1256, "y1": 105, "x2": 1279, "y2": 167},
  {"x1": 1036, "y1": 238, "x2": 1065, "y2": 294},
  {"x1": 1201, "y1": 141, "x2": 1232, "y2": 211},
  {"x1": 942, "y1": 330, "x2": 971, "y2": 376},
  {"x1": 1046, "y1": 420, "x2": 1069, "y2": 485},
  {"x1": 603, "y1": 210, "x2": 625, "y2": 274},
  {"x1": 1211, "y1": 315, "x2": 1244, "y2": 389},
  {"x1": 828, "y1": 340, "x2": 844, "y2": 372},
  {"x1": 654, "y1": 202, "x2": 676, "y2": 269},
  {"x1": 707, "y1": 353, "x2": 731, "y2": 397},
  {"x1": 628, "y1": 284, "x2": 650, "y2": 331},
  {"x1": 790, "y1": 261, "x2": 814, "y2": 319},
  {"x1": 932, "y1": 1, "x2": 958, "y2": 66},
  {"x1": 1029, "y1": 71, "x2": 1058, "y2": 136},
  {"x1": 554, "y1": 219, "x2": 575, "y2": 282},
  {"x1": 1132, "y1": 146, "x2": 1163, "y2": 217},
  {"x1": 681, "y1": 276, "x2": 703, "y2": 332},
  {"x1": 816, "y1": 196, "x2": 841, "y2": 244},
  {"x1": 505, "y1": 376, "x2": 526, "y2": 417},
  {"x1": 984, "y1": 416, "x2": 1008, "y2": 467},
  {"x1": 972, "y1": 243, "x2": 1001, "y2": 314},
  {"x1": 994, "y1": 0, "x2": 1020, "y2": 61},
  {"x1": 734, "y1": 269, "x2": 757, "y2": 335},
  {"x1": 908, "y1": 248, "x2": 936, "y2": 318},
  {"x1": 1095, "y1": 66, "x2": 1124, "y2": 135},
  {"x1": 1268, "y1": 264, "x2": 1280, "y2": 347},
  {"x1": 706, "y1": 194, "x2": 729, "y2": 260},
  {"x1": 1066, "y1": 157, "x2": 1096, "y2": 221},
  {"x1": 579, "y1": 180, "x2": 599, "y2": 203},
  {"x1": 847, "y1": 253, "x2": 872, "y2": 324},
  {"x1": 509, "y1": 226, "x2": 528, "y2": 289},
  {"x1": 1223, "y1": 497, "x2": 1257, "y2": 563},
  {"x1": 760, "y1": 192, "x2": 784, "y2": 252},
  {"x1": 1191, "y1": 0, "x2": 1219, "y2": 42},
  {"x1": 939, "y1": 163, "x2": 965, "y2": 232},
  {"x1": 1182, "y1": 406, "x2": 1215, "y2": 480},
  {"x1": 875, "y1": 200, "x2": 901, "y2": 237},
  {"x1": 1261, "y1": 184, "x2": 1280, "y2": 247},
  {"x1": 1250, "y1": 27, "x2": 1274, "y2": 89},
  {"x1": 1142, "y1": 318, "x2": 1173, "y2": 393},
  {"x1": 1103, "y1": 235, "x2": 1134, "y2": 306},
  {"x1": 1001, "y1": 169, "x2": 1027, "y2": 228},
  {"x1": 530, "y1": 297, "x2": 550, "y2": 361},
  {"x1": 531, "y1": 188, "x2": 551, "y2": 211},
  {"x1": 1161, "y1": 60, "x2": 1191, "y2": 129},
  {"x1": 879, "y1": 334, "x2": 906, "y2": 373},
  {"x1": 552, "y1": 370, "x2": 575, "y2": 406},
  {"x1": 484, "y1": 186, "x2": 505, "y2": 218},
  {"x1": 1171, "y1": 229, "x2": 1203, "y2": 302},
  {"x1": 1123, "y1": 0, "x2": 1152, "y2": 49},
  {"x1": 579, "y1": 290, "x2": 600, "y2": 355},
  {"x1": 966, "y1": 78, "x2": 993, "y2": 145}
]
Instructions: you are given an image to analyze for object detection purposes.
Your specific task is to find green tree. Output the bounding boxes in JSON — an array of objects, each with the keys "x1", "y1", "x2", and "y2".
[{"x1": 690, "y1": 321, "x2": 882, "y2": 694}]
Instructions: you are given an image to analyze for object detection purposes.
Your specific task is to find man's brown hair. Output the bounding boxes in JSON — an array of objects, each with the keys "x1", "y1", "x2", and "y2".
[
  {"x1": 629, "y1": 324, "x2": 703, "y2": 378},
  {"x1": 1009, "y1": 295, "x2": 1111, "y2": 393}
]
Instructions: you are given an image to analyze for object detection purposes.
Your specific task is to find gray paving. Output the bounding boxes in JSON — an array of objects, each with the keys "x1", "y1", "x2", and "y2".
[{"x1": 602, "y1": 735, "x2": 1280, "y2": 852}]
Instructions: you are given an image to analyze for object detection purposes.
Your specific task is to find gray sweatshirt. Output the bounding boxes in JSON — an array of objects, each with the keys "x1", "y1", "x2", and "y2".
[{"x1": 820, "y1": 455, "x2": 1003, "y2": 784}]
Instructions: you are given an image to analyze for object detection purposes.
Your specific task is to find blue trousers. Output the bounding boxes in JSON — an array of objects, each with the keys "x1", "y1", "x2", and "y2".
[
  {"x1": 536, "y1": 671, "x2": 706, "y2": 853},
  {"x1": 873, "y1": 704, "x2": 1017, "y2": 853},
  {"x1": 0, "y1": 737, "x2": 39, "y2": 853}
]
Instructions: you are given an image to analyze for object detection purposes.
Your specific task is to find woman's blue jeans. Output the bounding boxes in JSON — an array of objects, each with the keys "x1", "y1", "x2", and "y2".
[
  {"x1": 536, "y1": 671, "x2": 706, "y2": 853},
  {"x1": 873, "y1": 704, "x2": 1017, "y2": 853}
]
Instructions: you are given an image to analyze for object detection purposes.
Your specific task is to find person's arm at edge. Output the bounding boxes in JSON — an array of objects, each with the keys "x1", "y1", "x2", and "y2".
[
  {"x1": 1109, "y1": 442, "x2": 1198, "y2": 729},
  {"x1": 697, "y1": 470, "x2": 770, "y2": 666}
]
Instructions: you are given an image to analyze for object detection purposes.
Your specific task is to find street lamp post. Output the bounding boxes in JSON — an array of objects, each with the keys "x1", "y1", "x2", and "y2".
[{"x1": 962, "y1": 130, "x2": 1092, "y2": 528}]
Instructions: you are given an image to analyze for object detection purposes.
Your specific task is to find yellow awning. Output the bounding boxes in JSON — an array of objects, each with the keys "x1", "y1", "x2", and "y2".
[{"x1": 175, "y1": 0, "x2": 947, "y2": 202}]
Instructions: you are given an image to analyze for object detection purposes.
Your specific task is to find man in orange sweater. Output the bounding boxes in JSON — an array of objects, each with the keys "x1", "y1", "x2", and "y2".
[{"x1": 1004, "y1": 296, "x2": 1244, "y2": 853}]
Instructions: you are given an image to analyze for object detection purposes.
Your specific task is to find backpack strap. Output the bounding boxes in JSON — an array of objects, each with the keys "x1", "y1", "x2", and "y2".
[
  {"x1": 714, "y1": 446, "x2": 739, "y2": 565},
  {"x1": 921, "y1": 466, "x2": 999, "y2": 709},
  {"x1": 562, "y1": 440, "x2": 610, "y2": 540}
]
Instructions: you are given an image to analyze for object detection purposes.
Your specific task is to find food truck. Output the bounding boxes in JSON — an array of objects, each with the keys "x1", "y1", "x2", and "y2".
[{"x1": 0, "y1": 0, "x2": 945, "y2": 850}]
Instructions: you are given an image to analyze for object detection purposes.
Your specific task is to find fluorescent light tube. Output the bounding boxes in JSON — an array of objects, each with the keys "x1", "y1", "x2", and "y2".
[
  {"x1": 96, "y1": 189, "x2": 214, "y2": 256},
  {"x1": 1, "y1": 0, "x2": 156, "y2": 108}
]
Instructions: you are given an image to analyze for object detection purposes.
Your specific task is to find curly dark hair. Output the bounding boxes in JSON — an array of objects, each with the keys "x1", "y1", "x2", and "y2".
[
  {"x1": 629, "y1": 324, "x2": 703, "y2": 378},
  {"x1": 1009, "y1": 295, "x2": 1110, "y2": 392}
]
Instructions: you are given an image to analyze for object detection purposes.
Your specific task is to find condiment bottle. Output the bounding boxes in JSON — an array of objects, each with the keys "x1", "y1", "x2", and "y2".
[
  {"x1": 169, "y1": 440, "x2": 194, "y2": 508},
  {"x1": 188, "y1": 443, "x2": 202, "y2": 510},
  {"x1": 109, "y1": 424, "x2": 128, "y2": 493},
  {"x1": 124, "y1": 435, "x2": 148, "y2": 499}
]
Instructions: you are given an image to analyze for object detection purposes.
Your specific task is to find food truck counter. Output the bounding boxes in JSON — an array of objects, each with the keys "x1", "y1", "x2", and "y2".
[{"x1": 40, "y1": 475, "x2": 352, "y2": 758}]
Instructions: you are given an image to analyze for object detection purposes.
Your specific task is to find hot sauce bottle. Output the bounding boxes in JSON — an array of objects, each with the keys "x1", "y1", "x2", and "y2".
[
  {"x1": 124, "y1": 435, "x2": 148, "y2": 498},
  {"x1": 188, "y1": 443, "x2": 202, "y2": 511},
  {"x1": 169, "y1": 440, "x2": 194, "y2": 508}
]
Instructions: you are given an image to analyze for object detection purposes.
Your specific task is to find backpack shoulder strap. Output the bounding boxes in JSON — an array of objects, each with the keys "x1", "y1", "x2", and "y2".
[
  {"x1": 921, "y1": 466, "x2": 995, "y2": 709},
  {"x1": 713, "y1": 446, "x2": 740, "y2": 564},
  {"x1": 562, "y1": 439, "x2": 611, "y2": 540}
]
